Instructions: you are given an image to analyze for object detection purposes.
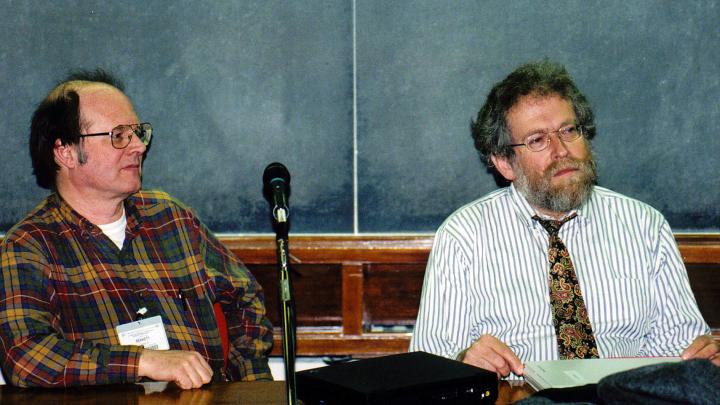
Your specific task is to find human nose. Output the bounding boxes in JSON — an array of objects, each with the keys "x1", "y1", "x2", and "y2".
[
  {"x1": 126, "y1": 132, "x2": 147, "y2": 154},
  {"x1": 547, "y1": 130, "x2": 570, "y2": 158}
]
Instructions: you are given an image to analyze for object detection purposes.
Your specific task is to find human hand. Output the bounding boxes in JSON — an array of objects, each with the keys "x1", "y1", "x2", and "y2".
[
  {"x1": 681, "y1": 335, "x2": 720, "y2": 366},
  {"x1": 138, "y1": 349, "x2": 214, "y2": 389},
  {"x1": 137, "y1": 382, "x2": 215, "y2": 405},
  {"x1": 460, "y1": 334, "x2": 524, "y2": 377}
]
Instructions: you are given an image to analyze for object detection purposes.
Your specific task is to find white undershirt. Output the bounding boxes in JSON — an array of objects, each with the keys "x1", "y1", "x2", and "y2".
[{"x1": 97, "y1": 209, "x2": 127, "y2": 249}]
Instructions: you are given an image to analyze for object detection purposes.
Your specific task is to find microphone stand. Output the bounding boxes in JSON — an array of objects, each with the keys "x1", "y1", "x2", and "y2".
[{"x1": 272, "y1": 206, "x2": 297, "y2": 405}]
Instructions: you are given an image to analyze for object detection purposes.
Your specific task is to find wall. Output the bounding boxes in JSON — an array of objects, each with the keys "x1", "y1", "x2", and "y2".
[{"x1": 1, "y1": 1, "x2": 718, "y2": 233}]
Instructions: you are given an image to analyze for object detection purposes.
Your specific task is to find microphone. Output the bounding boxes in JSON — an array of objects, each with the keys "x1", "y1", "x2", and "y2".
[
  {"x1": 263, "y1": 162, "x2": 291, "y2": 224},
  {"x1": 263, "y1": 162, "x2": 298, "y2": 403}
]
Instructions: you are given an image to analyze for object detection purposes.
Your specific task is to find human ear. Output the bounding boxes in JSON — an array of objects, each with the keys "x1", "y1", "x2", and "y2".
[
  {"x1": 53, "y1": 138, "x2": 79, "y2": 169},
  {"x1": 491, "y1": 155, "x2": 516, "y2": 181}
]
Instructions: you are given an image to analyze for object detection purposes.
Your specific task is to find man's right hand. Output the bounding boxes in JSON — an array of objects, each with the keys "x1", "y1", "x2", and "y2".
[
  {"x1": 460, "y1": 334, "x2": 524, "y2": 378},
  {"x1": 138, "y1": 349, "x2": 214, "y2": 389}
]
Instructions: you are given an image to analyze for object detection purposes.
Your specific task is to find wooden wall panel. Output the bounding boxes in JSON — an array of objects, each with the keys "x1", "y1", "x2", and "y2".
[
  {"x1": 249, "y1": 263, "x2": 343, "y2": 328},
  {"x1": 363, "y1": 264, "x2": 425, "y2": 327},
  {"x1": 686, "y1": 264, "x2": 720, "y2": 328},
  {"x1": 227, "y1": 234, "x2": 720, "y2": 356}
]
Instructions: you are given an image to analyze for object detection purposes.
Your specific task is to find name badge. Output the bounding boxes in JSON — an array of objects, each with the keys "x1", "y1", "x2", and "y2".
[{"x1": 116, "y1": 315, "x2": 170, "y2": 350}]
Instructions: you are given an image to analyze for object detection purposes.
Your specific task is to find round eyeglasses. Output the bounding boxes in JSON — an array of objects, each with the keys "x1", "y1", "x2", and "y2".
[
  {"x1": 508, "y1": 124, "x2": 584, "y2": 152},
  {"x1": 78, "y1": 122, "x2": 153, "y2": 149}
]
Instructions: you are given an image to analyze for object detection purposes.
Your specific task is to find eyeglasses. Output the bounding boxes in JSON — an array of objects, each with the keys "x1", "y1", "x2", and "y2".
[
  {"x1": 508, "y1": 124, "x2": 584, "y2": 152},
  {"x1": 78, "y1": 122, "x2": 153, "y2": 149}
]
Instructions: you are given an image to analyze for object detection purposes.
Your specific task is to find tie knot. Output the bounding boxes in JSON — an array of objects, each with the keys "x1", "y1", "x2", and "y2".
[{"x1": 532, "y1": 213, "x2": 577, "y2": 235}]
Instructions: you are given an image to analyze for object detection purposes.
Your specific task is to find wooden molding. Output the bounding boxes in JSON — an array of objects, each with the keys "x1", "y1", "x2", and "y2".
[
  {"x1": 225, "y1": 233, "x2": 720, "y2": 264},
  {"x1": 222, "y1": 235, "x2": 433, "y2": 264},
  {"x1": 674, "y1": 234, "x2": 720, "y2": 263}
]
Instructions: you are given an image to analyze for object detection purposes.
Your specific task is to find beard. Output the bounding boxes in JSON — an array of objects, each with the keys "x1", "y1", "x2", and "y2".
[{"x1": 512, "y1": 150, "x2": 598, "y2": 214}]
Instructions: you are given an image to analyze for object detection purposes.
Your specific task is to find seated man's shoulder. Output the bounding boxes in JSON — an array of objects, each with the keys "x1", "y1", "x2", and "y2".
[
  {"x1": 439, "y1": 188, "x2": 510, "y2": 232},
  {"x1": 591, "y1": 186, "x2": 665, "y2": 219},
  {"x1": 2, "y1": 196, "x2": 58, "y2": 246},
  {"x1": 448, "y1": 188, "x2": 510, "y2": 218}
]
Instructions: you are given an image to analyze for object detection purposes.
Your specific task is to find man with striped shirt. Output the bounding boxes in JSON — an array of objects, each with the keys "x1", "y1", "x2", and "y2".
[
  {"x1": 0, "y1": 71, "x2": 273, "y2": 388},
  {"x1": 410, "y1": 60, "x2": 718, "y2": 378}
]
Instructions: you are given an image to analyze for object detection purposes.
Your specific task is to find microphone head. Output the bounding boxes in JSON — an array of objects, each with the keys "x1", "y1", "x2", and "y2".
[
  {"x1": 262, "y1": 162, "x2": 291, "y2": 204},
  {"x1": 263, "y1": 162, "x2": 290, "y2": 186}
]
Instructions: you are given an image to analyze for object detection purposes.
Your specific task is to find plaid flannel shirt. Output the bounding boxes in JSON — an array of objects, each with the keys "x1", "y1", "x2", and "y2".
[{"x1": 0, "y1": 190, "x2": 273, "y2": 387}]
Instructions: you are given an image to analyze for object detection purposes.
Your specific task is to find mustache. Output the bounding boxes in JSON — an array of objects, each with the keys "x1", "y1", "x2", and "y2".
[
  {"x1": 547, "y1": 158, "x2": 584, "y2": 175},
  {"x1": 545, "y1": 155, "x2": 598, "y2": 185},
  {"x1": 546, "y1": 155, "x2": 593, "y2": 170}
]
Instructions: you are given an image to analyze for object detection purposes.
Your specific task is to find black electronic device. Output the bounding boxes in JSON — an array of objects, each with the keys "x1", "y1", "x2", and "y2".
[{"x1": 296, "y1": 351, "x2": 498, "y2": 404}]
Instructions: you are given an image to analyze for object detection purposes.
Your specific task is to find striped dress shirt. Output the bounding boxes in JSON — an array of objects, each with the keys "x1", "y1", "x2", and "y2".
[
  {"x1": 410, "y1": 184, "x2": 709, "y2": 371},
  {"x1": 0, "y1": 190, "x2": 273, "y2": 387}
]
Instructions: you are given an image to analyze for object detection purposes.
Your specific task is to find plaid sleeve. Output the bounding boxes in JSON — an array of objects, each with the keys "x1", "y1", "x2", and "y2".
[
  {"x1": 197, "y1": 221, "x2": 274, "y2": 381},
  {"x1": 0, "y1": 236, "x2": 143, "y2": 387}
]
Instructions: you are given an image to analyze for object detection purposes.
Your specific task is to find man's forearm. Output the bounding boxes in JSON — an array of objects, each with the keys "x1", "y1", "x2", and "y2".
[{"x1": 5, "y1": 338, "x2": 143, "y2": 387}]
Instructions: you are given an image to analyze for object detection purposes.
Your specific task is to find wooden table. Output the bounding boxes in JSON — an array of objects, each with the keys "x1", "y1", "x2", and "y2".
[
  {"x1": 0, "y1": 380, "x2": 534, "y2": 404},
  {"x1": 497, "y1": 380, "x2": 536, "y2": 404}
]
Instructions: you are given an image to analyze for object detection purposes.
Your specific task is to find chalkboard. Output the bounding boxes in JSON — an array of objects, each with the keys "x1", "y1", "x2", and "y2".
[{"x1": 1, "y1": 1, "x2": 718, "y2": 234}]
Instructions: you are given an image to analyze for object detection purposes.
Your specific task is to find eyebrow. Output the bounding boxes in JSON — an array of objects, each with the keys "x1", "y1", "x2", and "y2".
[{"x1": 522, "y1": 119, "x2": 578, "y2": 138}]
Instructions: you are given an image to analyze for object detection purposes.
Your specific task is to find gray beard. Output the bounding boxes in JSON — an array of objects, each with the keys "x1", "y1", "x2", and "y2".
[{"x1": 513, "y1": 155, "x2": 598, "y2": 214}]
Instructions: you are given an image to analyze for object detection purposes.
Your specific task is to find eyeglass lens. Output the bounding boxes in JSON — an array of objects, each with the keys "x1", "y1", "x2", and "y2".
[
  {"x1": 110, "y1": 124, "x2": 152, "y2": 148},
  {"x1": 526, "y1": 125, "x2": 581, "y2": 151}
]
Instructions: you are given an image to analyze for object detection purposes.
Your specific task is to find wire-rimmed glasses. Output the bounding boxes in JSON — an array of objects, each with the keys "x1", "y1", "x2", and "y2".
[{"x1": 78, "y1": 122, "x2": 152, "y2": 149}]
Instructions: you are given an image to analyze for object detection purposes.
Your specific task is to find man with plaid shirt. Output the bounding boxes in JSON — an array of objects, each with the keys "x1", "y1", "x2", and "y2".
[{"x1": 0, "y1": 70, "x2": 273, "y2": 388}]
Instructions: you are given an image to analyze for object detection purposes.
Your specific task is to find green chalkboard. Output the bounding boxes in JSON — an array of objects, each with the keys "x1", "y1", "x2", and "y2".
[{"x1": 1, "y1": 1, "x2": 718, "y2": 233}]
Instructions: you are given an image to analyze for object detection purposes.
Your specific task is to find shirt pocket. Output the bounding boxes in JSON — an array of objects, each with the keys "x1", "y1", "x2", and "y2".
[
  {"x1": 590, "y1": 277, "x2": 650, "y2": 342},
  {"x1": 177, "y1": 282, "x2": 216, "y2": 324},
  {"x1": 170, "y1": 282, "x2": 225, "y2": 366},
  {"x1": 149, "y1": 280, "x2": 214, "y2": 335}
]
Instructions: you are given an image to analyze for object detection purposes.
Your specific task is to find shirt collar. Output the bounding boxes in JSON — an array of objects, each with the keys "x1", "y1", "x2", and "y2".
[
  {"x1": 49, "y1": 192, "x2": 144, "y2": 238},
  {"x1": 49, "y1": 193, "x2": 102, "y2": 238},
  {"x1": 124, "y1": 194, "x2": 143, "y2": 237}
]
